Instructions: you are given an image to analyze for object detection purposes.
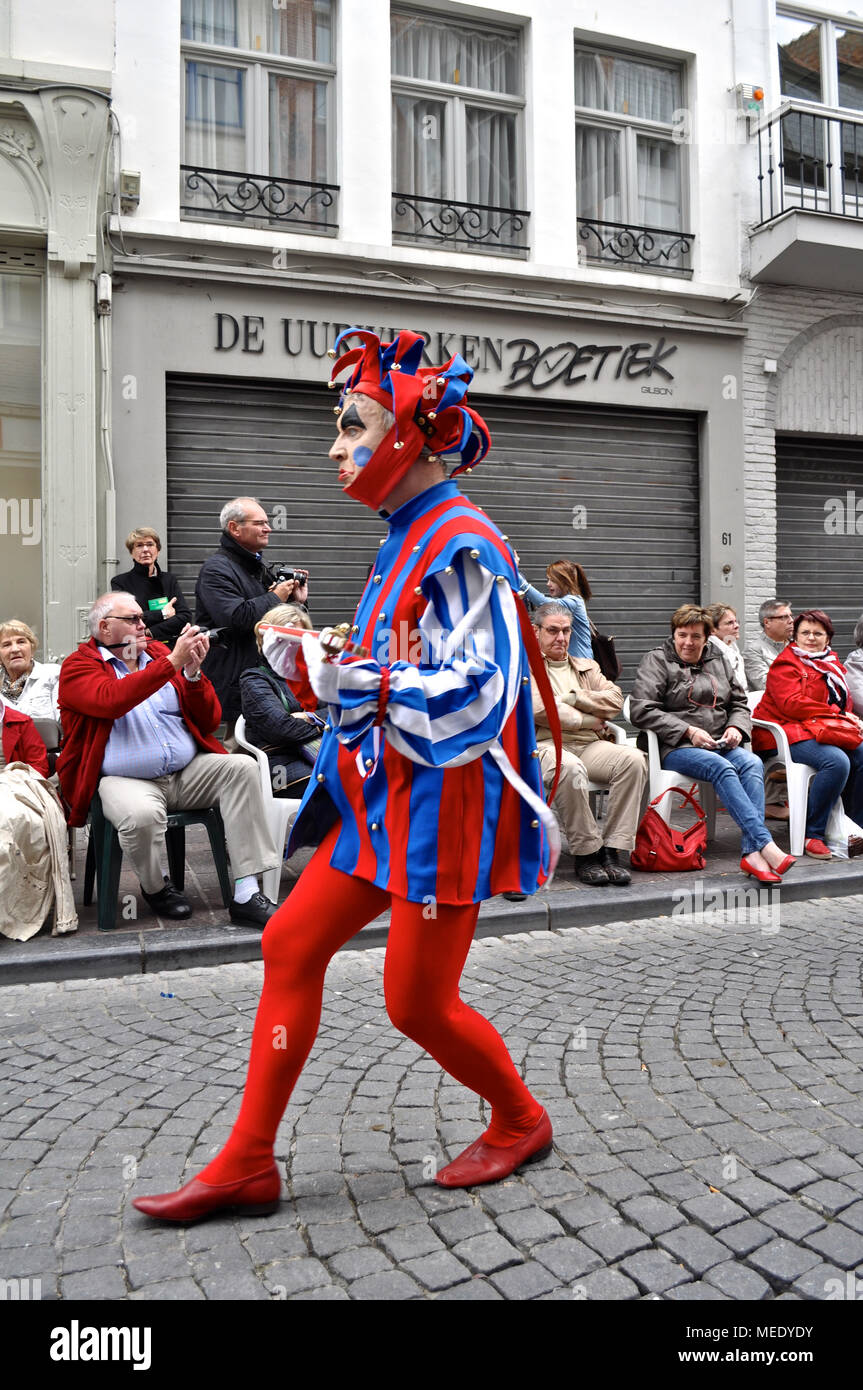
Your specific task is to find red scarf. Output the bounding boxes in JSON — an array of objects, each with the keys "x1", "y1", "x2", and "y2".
[{"x1": 791, "y1": 644, "x2": 849, "y2": 709}]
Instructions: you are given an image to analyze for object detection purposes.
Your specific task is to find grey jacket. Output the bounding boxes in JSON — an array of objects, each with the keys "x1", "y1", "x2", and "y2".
[
  {"x1": 629, "y1": 637, "x2": 752, "y2": 761},
  {"x1": 844, "y1": 648, "x2": 863, "y2": 712},
  {"x1": 743, "y1": 631, "x2": 786, "y2": 691}
]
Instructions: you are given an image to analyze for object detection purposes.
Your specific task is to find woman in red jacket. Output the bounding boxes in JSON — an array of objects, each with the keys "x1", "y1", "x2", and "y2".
[
  {"x1": 0, "y1": 696, "x2": 49, "y2": 776},
  {"x1": 755, "y1": 609, "x2": 863, "y2": 857}
]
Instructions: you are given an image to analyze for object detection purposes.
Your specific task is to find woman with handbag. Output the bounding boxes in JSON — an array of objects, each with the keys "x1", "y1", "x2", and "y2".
[
  {"x1": 755, "y1": 609, "x2": 863, "y2": 858},
  {"x1": 630, "y1": 604, "x2": 793, "y2": 884},
  {"x1": 516, "y1": 557, "x2": 593, "y2": 660}
]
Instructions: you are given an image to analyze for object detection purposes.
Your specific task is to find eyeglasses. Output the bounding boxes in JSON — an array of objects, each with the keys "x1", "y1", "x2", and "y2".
[
  {"x1": 765, "y1": 613, "x2": 792, "y2": 623},
  {"x1": 687, "y1": 672, "x2": 719, "y2": 709},
  {"x1": 110, "y1": 614, "x2": 146, "y2": 625}
]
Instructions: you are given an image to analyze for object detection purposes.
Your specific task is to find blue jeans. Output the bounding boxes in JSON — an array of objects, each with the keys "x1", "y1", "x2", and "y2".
[
  {"x1": 663, "y1": 745, "x2": 768, "y2": 856},
  {"x1": 788, "y1": 738, "x2": 863, "y2": 839}
]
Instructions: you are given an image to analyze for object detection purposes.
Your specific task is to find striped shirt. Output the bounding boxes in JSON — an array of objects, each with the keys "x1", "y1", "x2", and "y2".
[
  {"x1": 99, "y1": 648, "x2": 198, "y2": 779},
  {"x1": 285, "y1": 480, "x2": 550, "y2": 904}
]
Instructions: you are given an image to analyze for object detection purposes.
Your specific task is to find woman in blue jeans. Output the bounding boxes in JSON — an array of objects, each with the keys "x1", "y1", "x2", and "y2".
[
  {"x1": 756, "y1": 609, "x2": 863, "y2": 858},
  {"x1": 630, "y1": 605, "x2": 794, "y2": 883}
]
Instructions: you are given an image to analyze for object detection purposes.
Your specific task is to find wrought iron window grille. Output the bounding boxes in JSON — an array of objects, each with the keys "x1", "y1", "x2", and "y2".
[
  {"x1": 392, "y1": 192, "x2": 529, "y2": 257},
  {"x1": 181, "y1": 165, "x2": 339, "y2": 232},
  {"x1": 576, "y1": 218, "x2": 694, "y2": 276}
]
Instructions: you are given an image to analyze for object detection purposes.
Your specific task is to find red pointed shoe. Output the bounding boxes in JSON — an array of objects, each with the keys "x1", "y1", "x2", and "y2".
[
  {"x1": 740, "y1": 856, "x2": 781, "y2": 884},
  {"x1": 435, "y1": 1110, "x2": 553, "y2": 1189},
  {"x1": 132, "y1": 1163, "x2": 281, "y2": 1224},
  {"x1": 772, "y1": 854, "x2": 796, "y2": 874}
]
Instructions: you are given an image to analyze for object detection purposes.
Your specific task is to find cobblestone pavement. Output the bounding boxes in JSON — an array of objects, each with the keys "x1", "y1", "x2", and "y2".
[{"x1": 2, "y1": 895, "x2": 863, "y2": 1302}]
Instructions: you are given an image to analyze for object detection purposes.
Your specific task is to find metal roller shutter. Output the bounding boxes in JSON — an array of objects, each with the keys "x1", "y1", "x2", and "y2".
[
  {"x1": 166, "y1": 374, "x2": 700, "y2": 683},
  {"x1": 777, "y1": 434, "x2": 863, "y2": 660}
]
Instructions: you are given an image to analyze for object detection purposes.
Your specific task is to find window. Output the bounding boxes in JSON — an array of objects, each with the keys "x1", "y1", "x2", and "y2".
[
  {"x1": 391, "y1": 8, "x2": 527, "y2": 255},
  {"x1": 180, "y1": 0, "x2": 337, "y2": 232},
  {"x1": 574, "y1": 46, "x2": 692, "y2": 275},
  {"x1": 774, "y1": 11, "x2": 863, "y2": 217}
]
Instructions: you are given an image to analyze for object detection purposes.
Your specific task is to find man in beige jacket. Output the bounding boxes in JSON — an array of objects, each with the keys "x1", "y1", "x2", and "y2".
[{"x1": 531, "y1": 602, "x2": 647, "y2": 886}]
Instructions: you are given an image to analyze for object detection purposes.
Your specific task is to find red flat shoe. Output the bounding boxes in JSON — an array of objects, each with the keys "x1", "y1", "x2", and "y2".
[
  {"x1": 132, "y1": 1163, "x2": 281, "y2": 1224},
  {"x1": 804, "y1": 838, "x2": 832, "y2": 859},
  {"x1": 740, "y1": 856, "x2": 781, "y2": 884},
  {"x1": 435, "y1": 1110, "x2": 552, "y2": 1189},
  {"x1": 771, "y1": 854, "x2": 796, "y2": 874}
]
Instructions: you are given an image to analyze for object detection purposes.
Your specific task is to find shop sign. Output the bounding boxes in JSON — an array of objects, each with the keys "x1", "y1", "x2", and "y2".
[{"x1": 213, "y1": 314, "x2": 677, "y2": 392}]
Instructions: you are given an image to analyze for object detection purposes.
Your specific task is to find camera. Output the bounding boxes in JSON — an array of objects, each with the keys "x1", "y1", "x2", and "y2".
[
  {"x1": 270, "y1": 564, "x2": 309, "y2": 588},
  {"x1": 196, "y1": 626, "x2": 226, "y2": 646},
  {"x1": 713, "y1": 738, "x2": 729, "y2": 752}
]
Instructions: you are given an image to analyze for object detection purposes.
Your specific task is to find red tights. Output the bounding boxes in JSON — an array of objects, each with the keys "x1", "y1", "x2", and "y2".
[{"x1": 200, "y1": 827, "x2": 543, "y2": 1185}]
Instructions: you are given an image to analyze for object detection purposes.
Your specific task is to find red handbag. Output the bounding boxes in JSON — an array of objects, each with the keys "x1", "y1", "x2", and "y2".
[
  {"x1": 802, "y1": 715, "x2": 863, "y2": 752},
  {"x1": 630, "y1": 785, "x2": 707, "y2": 872}
]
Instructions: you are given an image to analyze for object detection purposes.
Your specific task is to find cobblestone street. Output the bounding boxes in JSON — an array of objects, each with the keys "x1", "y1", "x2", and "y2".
[{"x1": 3, "y1": 896, "x2": 863, "y2": 1303}]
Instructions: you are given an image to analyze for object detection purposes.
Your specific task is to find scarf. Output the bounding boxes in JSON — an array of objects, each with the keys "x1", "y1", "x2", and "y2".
[
  {"x1": 1, "y1": 667, "x2": 28, "y2": 702},
  {"x1": 791, "y1": 645, "x2": 849, "y2": 710}
]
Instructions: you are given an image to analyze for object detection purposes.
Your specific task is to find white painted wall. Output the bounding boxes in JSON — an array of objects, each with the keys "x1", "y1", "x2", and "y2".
[
  {"x1": 9, "y1": 0, "x2": 114, "y2": 71},
  {"x1": 112, "y1": 0, "x2": 758, "y2": 296}
]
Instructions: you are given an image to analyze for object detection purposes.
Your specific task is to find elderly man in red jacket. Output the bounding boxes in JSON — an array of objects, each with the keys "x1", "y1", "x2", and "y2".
[{"x1": 57, "y1": 593, "x2": 280, "y2": 925}]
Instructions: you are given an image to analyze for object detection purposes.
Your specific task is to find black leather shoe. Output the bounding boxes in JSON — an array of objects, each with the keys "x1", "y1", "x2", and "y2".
[
  {"x1": 574, "y1": 853, "x2": 610, "y2": 886},
  {"x1": 229, "y1": 892, "x2": 277, "y2": 928},
  {"x1": 142, "y1": 877, "x2": 192, "y2": 919},
  {"x1": 599, "y1": 846, "x2": 632, "y2": 886}
]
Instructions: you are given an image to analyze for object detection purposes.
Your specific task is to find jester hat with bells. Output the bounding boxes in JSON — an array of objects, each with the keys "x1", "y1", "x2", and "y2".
[{"x1": 328, "y1": 328, "x2": 491, "y2": 510}]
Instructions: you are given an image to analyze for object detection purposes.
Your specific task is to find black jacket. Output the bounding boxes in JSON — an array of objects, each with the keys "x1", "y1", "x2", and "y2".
[
  {"x1": 194, "y1": 532, "x2": 282, "y2": 721},
  {"x1": 111, "y1": 561, "x2": 193, "y2": 647},
  {"x1": 240, "y1": 659, "x2": 321, "y2": 787}
]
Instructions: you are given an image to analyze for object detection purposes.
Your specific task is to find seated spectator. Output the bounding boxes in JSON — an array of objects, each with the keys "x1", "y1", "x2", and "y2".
[
  {"x1": 111, "y1": 527, "x2": 193, "y2": 649},
  {"x1": 531, "y1": 602, "x2": 646, "y2": 885},
  {"x1": 844, "y1": 615, "x2": 863, "y2": 711},
  {"x1": 240, "y1": 604, "x2": 325, "y2": 798},
  {"x1": 57, "y1": 593, "x2": 281, "y2": 927},
  {"x1": 0, "y1": 694, "x2": 76, "y2": 940},
  {"x1": 744, "y1": 598, "x2": 793, "y2": 690},
  {"x1": 706, "y1": 603, "x2": 748, "y2": 691},
  {"x1": 630, "y1": 604, "x2": 793, "y2": 883},
  {"x1": 517, "y1": 557, "x2": 593, "y2": 659},
  {"x1": 0, "y1": 619, "x2": 60, "y2": 720},
  {"x1": 756, "y1": 608, "x2": 863, "y2": 858}
]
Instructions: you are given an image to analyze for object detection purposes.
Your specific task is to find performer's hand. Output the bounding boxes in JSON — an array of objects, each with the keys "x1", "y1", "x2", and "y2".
[
  {"x1": 301, "y1": 632, "x2": 342, "y2": 705},
  {"x1": 263, "y1": 627, "x2": 303, "y2": 679}
]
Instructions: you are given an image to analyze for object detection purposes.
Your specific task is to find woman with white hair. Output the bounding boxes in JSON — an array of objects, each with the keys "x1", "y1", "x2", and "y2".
[{"x1": 0, "y1": 618, "x2": 60, "y2": 720}]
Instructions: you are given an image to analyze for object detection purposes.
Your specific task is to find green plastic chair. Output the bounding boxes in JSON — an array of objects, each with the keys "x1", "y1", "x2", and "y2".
[{"x1": 83, "y1": 788, "x2": 233, "y2": 931}]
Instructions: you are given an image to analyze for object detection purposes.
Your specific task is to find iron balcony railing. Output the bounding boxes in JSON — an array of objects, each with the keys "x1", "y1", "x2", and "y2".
[
  {"x1": 181, "y1": 166, "x2": 339, "y2": 232},
  {"x1": 756, "y1": 101, "x2": 863, "y2": 224},
  {"x1": 576, "y1": 218, "x2": 694, "y2": 277},
  {"x1": 392, "y1": 192, "x2": 529, "y2": 256}
]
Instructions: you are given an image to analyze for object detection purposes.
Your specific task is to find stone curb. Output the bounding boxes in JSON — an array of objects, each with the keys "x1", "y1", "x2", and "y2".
[{"x1": 2, "y1": 853, "x2": 860, "y2": 987}]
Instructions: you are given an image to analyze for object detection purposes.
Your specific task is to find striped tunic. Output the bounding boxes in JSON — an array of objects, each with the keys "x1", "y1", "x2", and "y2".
[{"x1": 286, "y1": 479, "x2": 550, "y2": 904}]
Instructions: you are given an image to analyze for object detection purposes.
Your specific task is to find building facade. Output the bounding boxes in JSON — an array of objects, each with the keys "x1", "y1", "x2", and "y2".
[
  {"x1": 740, "y1": 0, "x2": 863, "y2": 657},
  {"x1": 0, "y1": 0, "x2": 112, "y2": 659},
  {"x1": 106, "y1": 0, "x2": 755, "y2": 683}
]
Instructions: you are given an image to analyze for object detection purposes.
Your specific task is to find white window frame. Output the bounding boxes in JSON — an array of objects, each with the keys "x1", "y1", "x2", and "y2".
[
  {"x1": 390, "y1": 7, "x2": 526, "y2": 211},
  {"x1": 180, "y1": 5, "x2": 337, "y2": 184},
  {"x1": 573, "y1": 43, "x2": 687, "y2": 235},
  {"x1": 775, "y1": 6, "x2": 863, "y2": 214}
]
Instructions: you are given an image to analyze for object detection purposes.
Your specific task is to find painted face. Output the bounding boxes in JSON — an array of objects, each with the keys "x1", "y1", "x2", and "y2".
[
  {"x1": 796, "y1": 620, "x2": 829, "y2": 653},
  {"x1": 716, "y1": 610, "x2": 739, "y2": 643},
  {"x1": 329, "y1": 395, "x2": 390, "y2": 490},
  {"x1": 0, "y1": 633, "x2": 35, "y2": 678},
  {"x1": 674, "y1": 623, "x2": 708, "y2": 664},
  {"x1": 536, "y1": 616, "x2": 572, "y2": 662}
]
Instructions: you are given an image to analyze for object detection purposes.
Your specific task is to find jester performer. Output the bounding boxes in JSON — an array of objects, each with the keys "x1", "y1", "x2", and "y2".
[{"x1": 134, "y1": 329, "x2": 561, "y2": 1224}]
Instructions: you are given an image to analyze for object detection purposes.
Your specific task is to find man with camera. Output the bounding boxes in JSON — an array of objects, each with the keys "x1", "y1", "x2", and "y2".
[
  {"x1": 195, "y1": 497, "x2": 308, "y2": 739},
  {"x1": 57, "y1": 594, "x2": 281, "y2": 926}
]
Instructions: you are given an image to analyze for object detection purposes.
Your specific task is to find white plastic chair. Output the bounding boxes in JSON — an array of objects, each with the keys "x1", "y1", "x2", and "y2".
[
  {"x1": 747, "y1": 691, "x2": 816, "y2": 857},
  {"x1": 234, "y1": 715, "x2": 303, "y2": 903},
  {"x1": 623, "y1": 696, "x2": 717, "y2": 837}
]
